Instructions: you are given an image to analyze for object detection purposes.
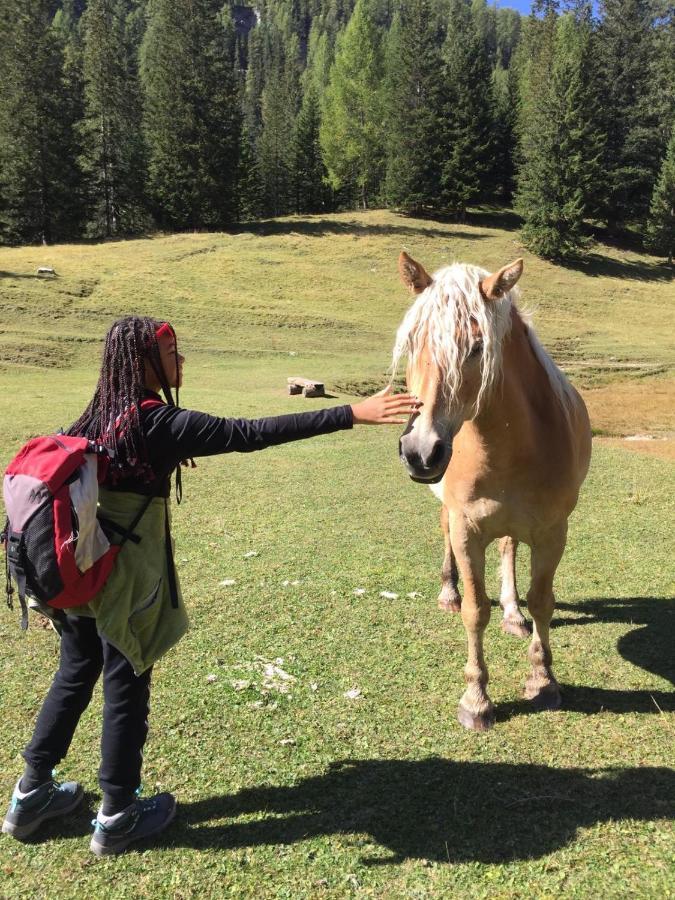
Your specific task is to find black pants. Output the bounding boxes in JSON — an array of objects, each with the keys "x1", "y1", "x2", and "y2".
[{"x1": 23, "y1": 615, "x2": 152, "y2": 801}]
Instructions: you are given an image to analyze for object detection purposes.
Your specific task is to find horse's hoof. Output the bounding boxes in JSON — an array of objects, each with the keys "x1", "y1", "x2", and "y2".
[
  {"x1": 501, "y1": 618, "x2": 532, "y2": 639},
  {"x1": 457, "y1": 703, "x2": 496, "y2": 731},
  {"x1": 438, "y1": 595, "x2": 461, "y2": 613},
  {"x1": 524, "y1": 681, "x2": 562, "y2": 711}
]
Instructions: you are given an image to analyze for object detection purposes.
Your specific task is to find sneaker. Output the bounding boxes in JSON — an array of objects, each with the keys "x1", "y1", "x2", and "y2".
[
  {"x1": 2, "y1": 777, "x2": 84, "y2": 840},
  {"x1": 89, "y1": 793, "x2": 176, "y2": 857}
]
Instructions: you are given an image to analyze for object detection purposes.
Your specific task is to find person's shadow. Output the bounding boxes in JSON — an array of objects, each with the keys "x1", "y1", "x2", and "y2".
[{"x1": 158, "y1": 758, "x2": 673, "y2": 861}]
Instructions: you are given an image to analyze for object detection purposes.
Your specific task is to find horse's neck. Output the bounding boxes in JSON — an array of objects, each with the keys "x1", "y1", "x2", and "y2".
[{"x1": 473, "y1": 306, "x2": 562, "y2": 444}]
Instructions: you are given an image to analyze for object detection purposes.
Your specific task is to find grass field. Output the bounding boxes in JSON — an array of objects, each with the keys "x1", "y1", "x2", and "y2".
[{"x1": 0, "y1": 210, "x2": 673, "y2": 898}]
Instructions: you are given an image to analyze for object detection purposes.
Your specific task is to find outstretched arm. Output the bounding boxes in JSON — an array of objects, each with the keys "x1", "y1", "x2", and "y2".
[{"x1": 142, "y1": 388, "x2": 420, "y2": 467}]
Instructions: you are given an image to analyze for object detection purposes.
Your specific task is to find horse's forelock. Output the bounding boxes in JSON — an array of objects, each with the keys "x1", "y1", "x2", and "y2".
[{"x1": 392, "y1": 263, "x2": 513, "y2": 412}]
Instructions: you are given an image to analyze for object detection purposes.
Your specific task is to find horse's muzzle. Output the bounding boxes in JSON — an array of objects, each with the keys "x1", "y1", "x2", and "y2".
[{"x1": 399, "y1": 434, "x2": 452, "y2": 483}]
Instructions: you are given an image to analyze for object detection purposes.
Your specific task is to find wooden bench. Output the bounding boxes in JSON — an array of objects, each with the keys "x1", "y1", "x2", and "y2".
[{"x1": 287, "y1": 377, "x2": 325, "y2": 398}]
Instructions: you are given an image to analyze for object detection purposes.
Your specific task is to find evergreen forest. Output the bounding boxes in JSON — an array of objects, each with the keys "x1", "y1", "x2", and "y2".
[{"x1": 0, "y1": 0, "x2": 673, "y2": 260}]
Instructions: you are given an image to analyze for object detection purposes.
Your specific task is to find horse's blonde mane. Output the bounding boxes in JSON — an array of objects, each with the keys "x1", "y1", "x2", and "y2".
[{"x1": 391, "y1": 262, "x2": 574, "y2": 415}]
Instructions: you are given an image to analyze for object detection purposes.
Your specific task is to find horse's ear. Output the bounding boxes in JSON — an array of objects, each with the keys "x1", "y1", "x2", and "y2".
[
  {"x1": 398, "y1": 251, "x2": 432, "y2": 294},
  {"x1": 480, "y1": 259, "x2": 523, "y2": 301}
]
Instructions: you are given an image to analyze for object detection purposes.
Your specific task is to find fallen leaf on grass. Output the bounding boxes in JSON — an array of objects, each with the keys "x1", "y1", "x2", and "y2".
[{"x1": 343, "y1": 688, "x2": 362, "y2": 700}]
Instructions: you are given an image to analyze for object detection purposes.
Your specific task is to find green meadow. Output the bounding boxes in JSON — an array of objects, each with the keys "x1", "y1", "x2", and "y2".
[{"x1": 0, "y1": 211, "x2": 673, "y2": 898}]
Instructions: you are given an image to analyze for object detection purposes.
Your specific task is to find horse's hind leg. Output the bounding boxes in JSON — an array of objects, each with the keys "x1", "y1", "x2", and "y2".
[
  {"x1": 498, "y1": 537, "x2": 531, "y2": 638},
  {"x1": 438, "y1": 504, "x2": 461, "y2": 612},
  {"x1": 524, "y1": 524, "x2": 567, "y2": 711}
]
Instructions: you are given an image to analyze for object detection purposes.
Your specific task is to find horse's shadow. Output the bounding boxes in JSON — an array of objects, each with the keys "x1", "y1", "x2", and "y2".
[
  {"x1": 501, "y1": 595, "x2": 674, "y2": 719},
  {"x1": 553, "y1": 596, "x2": 674, "y2": 684},
  {"x1": 158, "y1": 758, "x2": 673, "y2": 862}
]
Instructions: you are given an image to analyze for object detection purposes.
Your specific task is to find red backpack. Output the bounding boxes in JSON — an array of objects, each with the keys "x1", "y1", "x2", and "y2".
[{"x1": 2, "y1": 401, "x2": 166, "y2": 630}]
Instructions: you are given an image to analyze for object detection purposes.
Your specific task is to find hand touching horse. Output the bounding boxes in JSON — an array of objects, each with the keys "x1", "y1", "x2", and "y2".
[{"x1": 395, "y1": 253, "x2": 591, "y2": 730}]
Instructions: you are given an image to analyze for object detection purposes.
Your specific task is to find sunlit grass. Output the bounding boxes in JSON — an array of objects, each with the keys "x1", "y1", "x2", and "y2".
[{"x1": 0, "y1": 211, "x2": 672, "y2": 898}]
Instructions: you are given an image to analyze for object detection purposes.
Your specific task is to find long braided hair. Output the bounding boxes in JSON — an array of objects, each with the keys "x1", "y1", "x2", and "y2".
[{"x1": 68, "y1": 316, "x2": 180, "y2": 483}]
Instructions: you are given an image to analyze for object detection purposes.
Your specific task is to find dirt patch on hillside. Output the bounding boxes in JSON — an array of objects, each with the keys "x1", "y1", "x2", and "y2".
[{"x1": 583, "y1": 377, "x2": 675, "y2": 461}]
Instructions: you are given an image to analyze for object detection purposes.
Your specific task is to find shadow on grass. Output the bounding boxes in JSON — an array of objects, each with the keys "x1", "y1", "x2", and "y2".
[
  {"x1": 165, "y1": 759, "x2": 673, "y2": 862},
  {"x1": 0, "y1": 270, "x2": 51, "y2": 280},
  {"x1": 237, "y1": 218, "x2": 488, "y2": 242},
  {"x1": 557, "y1": 253, "x2": 672, "y2": 282},
  {"x1": 552, "y1": 596, "x2": 675, "y2": 686}
]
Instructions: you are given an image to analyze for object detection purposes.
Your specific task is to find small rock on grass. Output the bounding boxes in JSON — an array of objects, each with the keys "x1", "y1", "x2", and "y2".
[
  {"x1": 380, "y1": 591, "x2": 398, "y2": 600},
  {"x1": 343, "y1": 688, "x2": 362, "y2": 700}
]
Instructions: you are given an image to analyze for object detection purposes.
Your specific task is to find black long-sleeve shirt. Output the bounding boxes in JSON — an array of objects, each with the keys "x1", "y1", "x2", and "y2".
[{"x1": 107, "y1": 392, "x2": 354, "y2": 495}]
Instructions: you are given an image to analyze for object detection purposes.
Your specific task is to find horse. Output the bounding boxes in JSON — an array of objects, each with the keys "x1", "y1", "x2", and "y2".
[{"x1": 395, "y1": 252, "x2": 592, "y2": 731}]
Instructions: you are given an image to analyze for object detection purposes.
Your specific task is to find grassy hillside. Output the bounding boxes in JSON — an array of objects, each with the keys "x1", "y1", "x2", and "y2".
[{"x1": 0, "y1": 211, "x2": 673, "y2": 898}]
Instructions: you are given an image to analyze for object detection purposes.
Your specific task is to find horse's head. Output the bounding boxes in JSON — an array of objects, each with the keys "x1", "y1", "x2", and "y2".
[{"x1": 395, "y1": 252, "x2": 523, "y2": 483}]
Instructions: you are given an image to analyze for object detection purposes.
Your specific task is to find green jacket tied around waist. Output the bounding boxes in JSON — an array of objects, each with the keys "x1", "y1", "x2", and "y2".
[{"x1": 76, "y1": 487, "x2": 189, "y2": 675}]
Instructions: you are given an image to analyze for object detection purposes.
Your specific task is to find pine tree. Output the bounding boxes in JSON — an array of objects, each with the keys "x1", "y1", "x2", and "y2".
[
  {"x1": 645, "y1": 123, "x2": 675, "y2": 264},
  {"x1": 320, "y1": 0, "x2": 387, "y2": 207},
  {"x1": 383, "y1": 0, "x2": 445, "y2": 213},
  {"x1": 141, "y1": 0, "x2": 240, "y2": 229},
  {"x1": 258, "y1": 71, "x2": 294, "y2": 215},
  {"x1": 257, "y1": 30, "x2": 302, "y2": 215},
  {"x1": 491, "y1": 60, "x2": 518, "y2": 204},
  {"x1": 440, "y1": 0, "x2": 497, "y2": 217},
  {"x1": 598, "y1": 0, "x2": 664, "y2": 231},
  {"x1": 0, "y1": 1, "x2": 83, "y2": 244},
  {"x1": 292, "y1": 83, "x2": 328, "y2": 212},
  {"x1": 516, "y1": 10, "x2": 606, "y2": 258},
  {"x1": 79, "y1": 0, "x2": 148, "y2": 237},
  {"x1": 495, "y1": 6, "x2": 521, "y2": 68},
  {"x1": 243, "y1": 27, "x2": 266, "y2": 145},
  {"x1": 471, "y1": 0, "x2": 497, "y2": 66}
]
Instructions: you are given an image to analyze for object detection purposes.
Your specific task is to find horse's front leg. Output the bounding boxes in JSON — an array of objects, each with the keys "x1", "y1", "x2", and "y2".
[
  {"x1": 498, "y1": 536, "x2": 531, "y2": 638},
  {"x1": 452, "y1": 520, "x2": 494, "y2": 731},
  {"x1": 524, "y1": 523, "x2": 567, "y2": 710},
  {"x1": 438, "y1": 504, "x2": 461, "y2": 612}
]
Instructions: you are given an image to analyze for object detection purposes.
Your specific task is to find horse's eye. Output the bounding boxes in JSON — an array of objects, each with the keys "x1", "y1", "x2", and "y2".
[{"x1": 469, "y1": 342, "x2": 483, "y2": 358}]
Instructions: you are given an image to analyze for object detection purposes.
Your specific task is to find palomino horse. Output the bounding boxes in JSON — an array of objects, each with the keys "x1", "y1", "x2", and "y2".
[{"x1": 395, "y1": 252, "x2": 591, "y2": 730}]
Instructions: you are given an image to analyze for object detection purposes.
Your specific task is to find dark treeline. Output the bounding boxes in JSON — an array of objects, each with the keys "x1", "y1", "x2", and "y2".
[{"x1": 0, "y1": 0, "x2": 673, "y2": 260}]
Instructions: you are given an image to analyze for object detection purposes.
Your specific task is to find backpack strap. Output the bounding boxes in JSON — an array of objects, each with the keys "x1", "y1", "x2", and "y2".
[
  {"x1": 163, "y1": 498, "x2": 179, "y2": 609},
  {"x1": 3, "y1": 526, "x2": 28, "y2": 630}
]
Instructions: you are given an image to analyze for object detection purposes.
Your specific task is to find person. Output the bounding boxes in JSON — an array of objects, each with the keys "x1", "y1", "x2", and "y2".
[{"x1": 2, "y1": 315, "x2": 419, "y2": 856}]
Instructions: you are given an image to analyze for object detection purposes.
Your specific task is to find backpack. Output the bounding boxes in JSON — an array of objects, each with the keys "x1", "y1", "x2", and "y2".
[{"x1": 2, "y1": 401, "x2": 167, "y2": 630}]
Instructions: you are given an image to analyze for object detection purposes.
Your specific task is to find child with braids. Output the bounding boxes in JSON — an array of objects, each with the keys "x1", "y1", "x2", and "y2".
[{"x1": 2, "y1": 315, "x2": 419, "y2": 856}]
